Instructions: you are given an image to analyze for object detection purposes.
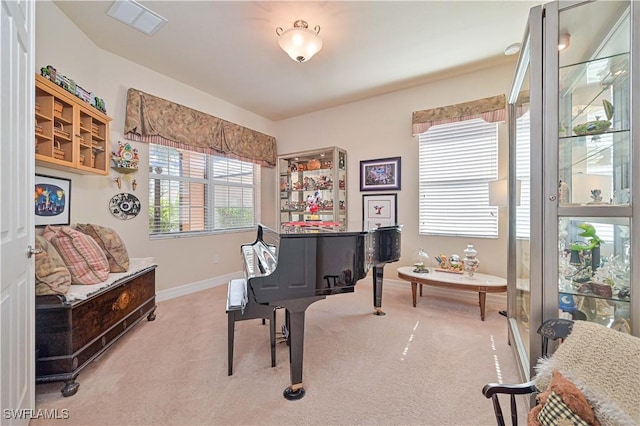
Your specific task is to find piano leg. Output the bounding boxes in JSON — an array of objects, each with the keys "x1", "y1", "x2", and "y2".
[
  {"x1": 227, "y1": 313, "x2": 235, "y2": 376},
  {"x1": 274, "y1": 296, "x2": 325, "y2": 401},
  {"x1": 284, "y1": 309, "x2": 306, "y2": 400},
  {"x1": 372, "y1": 265, "x2": 386, "y2": 316}
]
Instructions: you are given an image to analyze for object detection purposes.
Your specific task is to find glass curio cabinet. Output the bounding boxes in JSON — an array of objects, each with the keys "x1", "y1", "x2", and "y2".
[
  {"x1": 508, "y1": 0, "x2": 639, "y2": 380},
  {"x1": 277, "y1": 147, "x2": 347, "y2": 231}
]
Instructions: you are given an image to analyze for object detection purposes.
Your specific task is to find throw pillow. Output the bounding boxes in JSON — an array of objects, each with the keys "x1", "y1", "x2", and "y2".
[
  {"x1": 534, "y1": 321, "x2": 640, "y2": 425},
  {"x1": 41, "y1": 224, "x2": 61, "y2": 241},
  {"x1": 47, "y1": 226, "x2": 110, "y2": 285},
  {"x1": 34, "y1": 235, "x2": 71, "y2": 295},
  {"x1": 528, "y1": 370, "x2": 600, "y2": 426},
  {"x1": 537, "y1": 392, "x2": 590, "y2": 426},
  {"x1": 76, "y1": 223, "x2": 130, "y2": 273}
]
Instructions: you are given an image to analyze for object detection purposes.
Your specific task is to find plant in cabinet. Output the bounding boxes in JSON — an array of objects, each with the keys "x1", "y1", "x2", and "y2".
[
  {"x1": 569, "y1": 223, "x2": 604, "y2": 283},
  {"x1": 572, "y1": 100, "x2": 614, "y2": 136}
]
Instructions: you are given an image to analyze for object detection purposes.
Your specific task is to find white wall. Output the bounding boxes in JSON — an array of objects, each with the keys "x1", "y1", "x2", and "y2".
[
  {"x1": 36, "y1": 0, "x2": 515, "y2": 293},
  {"x1": 275, "y1": 60, "x2": 515, "y2": 278},
  {"x1": 35, "y1": 1, "x2": 277, "y2": 292}
]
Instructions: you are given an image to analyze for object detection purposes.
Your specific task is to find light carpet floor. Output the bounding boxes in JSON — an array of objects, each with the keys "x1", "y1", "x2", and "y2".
[{"x1": 33, "y1": 275, "x2": 529, "y2": 425}]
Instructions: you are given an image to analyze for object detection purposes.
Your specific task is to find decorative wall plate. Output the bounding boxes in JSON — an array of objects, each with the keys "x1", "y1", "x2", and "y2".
[{"x1": 109, "y1": 193, "x2": 141, "y2": 220}]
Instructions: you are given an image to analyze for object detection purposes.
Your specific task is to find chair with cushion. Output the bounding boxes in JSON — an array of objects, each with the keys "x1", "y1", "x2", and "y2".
[{"x1": 482, "y1": 319, "x2": 640, "y2": 426}]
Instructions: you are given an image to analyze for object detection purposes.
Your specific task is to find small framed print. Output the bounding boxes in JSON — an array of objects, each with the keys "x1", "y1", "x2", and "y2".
[
  {"x1": 362, "y1": 193, "x2": 397, "y2": 230},
  {"x1": 360, "y1": 156, "x2": 401, "y2": 191},
  {"x1": 35, "y1": 174, "x2": 71, "y2": 226}
]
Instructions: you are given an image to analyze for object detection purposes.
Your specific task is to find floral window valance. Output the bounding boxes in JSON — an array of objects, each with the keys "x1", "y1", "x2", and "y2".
[
  {"x1": 412, "y1": 94, "x2": 506, "y2": 135},
  {"x1": 124, "y1": 88, "x2": 277, "y2": 167}
]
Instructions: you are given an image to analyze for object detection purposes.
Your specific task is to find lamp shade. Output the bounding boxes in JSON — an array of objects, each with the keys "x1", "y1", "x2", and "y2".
[
  {"x1": 488, "y1": 180, "x2": 508, "y2": 206},
  {"x1": 276, "y1": 20, "x2": 323, "y2": 63},
  {"x1": 488, "y1": 179, "x2": 521, "y2": 206}
]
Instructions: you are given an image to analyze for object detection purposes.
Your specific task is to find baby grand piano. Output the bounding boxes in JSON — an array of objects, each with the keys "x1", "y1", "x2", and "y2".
[{"x1": 239, "y1": 223, "x2": 401, "y2": 400}]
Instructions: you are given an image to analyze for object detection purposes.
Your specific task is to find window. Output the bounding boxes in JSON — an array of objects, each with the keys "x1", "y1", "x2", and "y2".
[
  {"x1": 418, "y1": 118, "x2": 498, "y2": 237},
  {"x1": 148, "y1": 144, "x2": 260, "y2": 236}
]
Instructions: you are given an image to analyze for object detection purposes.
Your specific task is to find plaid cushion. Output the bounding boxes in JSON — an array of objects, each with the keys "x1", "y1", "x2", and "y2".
[
  {"x1": 48, "y1": 227, "x2": 110, "y2": 285},
  {"x1": 76, "y1": 223, "x2": 130, "y2": 273},
  {"x1": 538, "y1": 391, "x2": 590, "y2": 426}
]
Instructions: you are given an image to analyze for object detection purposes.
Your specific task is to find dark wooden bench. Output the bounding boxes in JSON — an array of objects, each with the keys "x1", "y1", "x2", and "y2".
[{"x1": 35, "y1": 265, "x2": 157, "y2": 397}]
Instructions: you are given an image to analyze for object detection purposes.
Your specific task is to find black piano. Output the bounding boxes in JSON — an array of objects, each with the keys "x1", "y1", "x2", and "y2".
[{"x1": 240, "y1": 223, "x2": 401, "y2": 400}]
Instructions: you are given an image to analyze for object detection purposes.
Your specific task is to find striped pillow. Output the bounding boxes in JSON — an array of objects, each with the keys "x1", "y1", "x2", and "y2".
[
  {"x1": 76, "y1": 223, "x2": 129, "y2": 272},
  {"x1": 47, "y1": 226, "x2": 110, "y2": 285}
]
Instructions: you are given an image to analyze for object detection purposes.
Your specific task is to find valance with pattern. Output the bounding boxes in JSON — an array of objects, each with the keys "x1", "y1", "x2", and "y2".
[
  {"x1": 124, "y1": 88, "x2": 277, "y2": 167},
  {"x1": 412, "y1": 94, "x2": 506, "y2": 135}
]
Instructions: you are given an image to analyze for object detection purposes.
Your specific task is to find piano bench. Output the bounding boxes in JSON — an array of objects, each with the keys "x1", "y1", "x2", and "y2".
[{"x1": 226, "y1": 279, "x2": 277, "y2": 376}]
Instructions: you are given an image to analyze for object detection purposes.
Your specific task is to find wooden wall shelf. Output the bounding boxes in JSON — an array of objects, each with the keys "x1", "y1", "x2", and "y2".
[{"x1": 35, "y1": 74, "x2": 112, "y2": 175}]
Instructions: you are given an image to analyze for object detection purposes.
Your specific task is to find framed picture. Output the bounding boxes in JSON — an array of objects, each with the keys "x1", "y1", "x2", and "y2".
[
  {"x1": 362, "y1": 193, "x2": 397, "y2": 230},
  {"x1": 360, "y1": 156, "x2": 401, "y2": 191},
  {"x1": 35, "y1": 174, "x2": 71, "y2": 226}
]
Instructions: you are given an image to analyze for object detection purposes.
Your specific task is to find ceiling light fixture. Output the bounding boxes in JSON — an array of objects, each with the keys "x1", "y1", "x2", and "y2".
[
  {"x1": 276, "y1": 20, "x2": 323, "y2": 63},
  {"x1": 558, "y1": 33, "x2": 571, "y2": 51},
  {"x1": 107, "y1": 0, "x2": 167, "y2": 36}
]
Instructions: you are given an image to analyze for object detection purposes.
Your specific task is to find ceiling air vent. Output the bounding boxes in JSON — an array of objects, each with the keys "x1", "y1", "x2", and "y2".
[{"x1": 107, "y1": 0, "x2": 167, "y2": 36}]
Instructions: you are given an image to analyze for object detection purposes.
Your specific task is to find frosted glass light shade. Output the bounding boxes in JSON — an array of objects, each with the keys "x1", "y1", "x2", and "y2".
[{"x1": 277, "y1": 20, "x2": 323, "y2": 63}]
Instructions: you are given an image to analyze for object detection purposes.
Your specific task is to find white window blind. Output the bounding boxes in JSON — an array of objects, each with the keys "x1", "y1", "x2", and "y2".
[
  {"x1": 516, "y1": 110, "x2": 531, "y2": 239},
  {"x1": 149, "y1": 145, "x2": 260, "y2": 236},
  {"x1": 418, "y1": 118, "x2": 498, "y2": 237}
]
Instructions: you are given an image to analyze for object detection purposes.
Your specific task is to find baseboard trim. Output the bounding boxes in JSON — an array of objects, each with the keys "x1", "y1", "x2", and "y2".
[
  {"x1": 156, "y1": 271, "x2": 507, "y2": 307},
  {"x1": 156, "y1": 271, "x2": 243, "y2": 302}
]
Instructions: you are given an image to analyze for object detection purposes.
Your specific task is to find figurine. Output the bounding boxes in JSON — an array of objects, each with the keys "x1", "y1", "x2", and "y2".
[
  {"x1": 306, "y1": 191, "x2": 320, "y2": 214},
  {"x1": 590, "y1": 189, "x2": 603, "y2": 203}
]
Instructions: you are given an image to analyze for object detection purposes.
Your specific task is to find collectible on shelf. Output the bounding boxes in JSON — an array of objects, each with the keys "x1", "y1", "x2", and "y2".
[
  {"x1": 111, "y1": 141, "x2": 139, "y2": 169},
  {"x1": 572, "y1": 99, "x2": 614, "y2": 136},
  {"x1": 40, "y1": 65, "x2": 107, "y2": 113}
]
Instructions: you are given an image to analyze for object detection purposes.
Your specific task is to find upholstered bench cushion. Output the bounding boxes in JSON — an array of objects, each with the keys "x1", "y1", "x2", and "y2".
[{"x1": 226, "y1": 278, "x2": 247, "y2": 311}]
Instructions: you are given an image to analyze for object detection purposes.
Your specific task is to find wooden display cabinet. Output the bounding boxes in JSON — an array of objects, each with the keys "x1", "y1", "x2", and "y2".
[{"x1": 35, "y1": 74, "x2": 111, "y2": 175}]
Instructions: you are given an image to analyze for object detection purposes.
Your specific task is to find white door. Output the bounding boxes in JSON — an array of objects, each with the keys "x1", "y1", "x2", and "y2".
[{"x1": 1, "y1": 0, "x2": 35, "y2": 424}]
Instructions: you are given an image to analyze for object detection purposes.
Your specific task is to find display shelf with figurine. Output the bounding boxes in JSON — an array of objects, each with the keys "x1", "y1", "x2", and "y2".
[
  {"x1": 278, "y1": 147, "x2": 347, "y2": 231},
  {"x1": 35, "y1": 74, "x2": 111, "y2": 175}
]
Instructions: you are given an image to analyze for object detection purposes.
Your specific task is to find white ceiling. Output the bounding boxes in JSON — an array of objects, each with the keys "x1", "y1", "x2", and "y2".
[{"x1": 53, "y1": 1, "x2": 542, "y2": 121}]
